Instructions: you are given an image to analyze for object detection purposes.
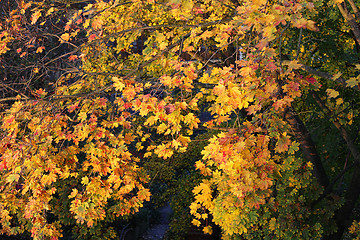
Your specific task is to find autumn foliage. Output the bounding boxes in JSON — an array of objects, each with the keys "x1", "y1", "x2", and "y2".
[{"x1": 0, "y1": 0, "x2": 360, "y2": 239}]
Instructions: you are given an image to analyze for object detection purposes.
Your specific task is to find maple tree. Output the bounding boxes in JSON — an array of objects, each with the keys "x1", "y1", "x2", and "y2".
[{"x1": 1, "y1": 0, "x2": 360, "y2": 239}]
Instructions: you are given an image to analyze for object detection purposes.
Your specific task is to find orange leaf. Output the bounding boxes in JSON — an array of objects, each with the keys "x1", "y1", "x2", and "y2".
[
  {"x1": 88, "y1": 34, "x2": 97, "y2": 41},
  {"x1": 36, "y1": 46, "x2": 45, "y2": 53},
  {"x1": 69, "y1": 55, "x2": 78, "y2": 61},
  {"x1": 200, "y1": 30, "x2": 214, "y2": 40},
  {"x1": 275, "y1": 133, "x2": 291, "y2": 153},
  {"x1": 60, "y1": 33, "x2": 70, "y2": 42}
]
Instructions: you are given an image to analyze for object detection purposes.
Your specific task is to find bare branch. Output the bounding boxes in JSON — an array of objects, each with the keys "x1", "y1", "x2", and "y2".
[
  {"x1": 299, "y1": 63, "x2": 359, "y2": 90},
  {"x1": 337, "y1": 2, "x2": 360, "y2": 45},
  {"x1": 347, "y1": 0, "x2": 360, "y2": 21}
]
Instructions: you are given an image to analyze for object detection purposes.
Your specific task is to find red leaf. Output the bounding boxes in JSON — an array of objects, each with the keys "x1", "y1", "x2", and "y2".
[
  {"x1": 306, "y1": 76, "x2": 317, "y2": 85},
  {"x1": 89, "y1": 34, "x2": 97, "y2": 41},
  {"x1": 69, "y1": 55, "x2": 78, "y2": 61},
  {"x1": 0, "y1": 159, "x2": 7, "y2": 170}
]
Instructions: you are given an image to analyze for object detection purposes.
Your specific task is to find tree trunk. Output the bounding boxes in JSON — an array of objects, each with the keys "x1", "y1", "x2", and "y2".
[{"x1": 284, "y1": 107, "x2": 329, "y2": 188}]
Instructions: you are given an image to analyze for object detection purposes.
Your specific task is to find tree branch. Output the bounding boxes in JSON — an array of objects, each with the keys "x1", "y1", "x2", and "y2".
[
  {"x1": 313, "y1": 162, "x2": 356, "y2": 208},
  {"x1": 299, "y1": 63, "x2": 359, "y2": 90},
  {"x1": 311, "y1": 91, "x2": 360, "y2": 240},
  {"x1": 311, "y1": 92, "x2": 360, "y2": 163},
  {"x1": 347, "y1": 0, "x2": 360, "y2": 22},
  {"x1": 337, "y1": 2, "x2": 360, "y2": 46}
]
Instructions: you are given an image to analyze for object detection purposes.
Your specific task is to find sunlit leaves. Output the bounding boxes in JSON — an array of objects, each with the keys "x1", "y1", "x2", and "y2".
[
  {"x1": 0, "y1": 95, "x2": 150, "y2": 239},
  {"x1": 192, "y1": 130, "x2": 277, "y2": 234},
  {"x1": 1, "y1": 0, "x2": 358, "y2": 239}
]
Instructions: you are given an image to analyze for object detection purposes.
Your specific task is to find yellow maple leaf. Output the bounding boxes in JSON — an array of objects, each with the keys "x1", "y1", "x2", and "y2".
[
  {"x1": 326, "y1": 89, "x2": 339, "y2": 98},
  {"x1": 159, "y1": 41, "x2": 168, "y2": 50},
  {"x1": 336, "y1": 98, "x2": 343, "y2": 105},
  {"x1": 213, "y1": 84, "x2": 226, "y2": 96},
  {"x1": 178, "y1": 135, "x2": 191, "y2": 147},
  {"x1": 91, "y1": 18, "x2": 103, "y2": 30},
  {"x1": 195, "y1": 160, "x2": 205, "y2": 171},
  {"x1": 160, "y1": 75, "x2": 173, "y2": 87},
  {"x1": 240, "y1": 67, "x2": 252, "y2": 77},
  {"x1": 293, "y1": 18, "x2": 307, "y2": 29},
  {"x1": 46, "y1": 7, "x2": 56, "y2": 16},
  {"x1": 137, "y1": 188, "x2": 150, "y2": 201},
  {"x1": 203, "y1": 226, "x2": 213, "y2": 235},
  {"x1": 283, "y1": 60, "x2": 302, "y2": 71},
  {"x1": 69, "y1": 188, "x2": 78, "y2": 198},
  {"x1": 7, "y1": 174, "x2": 20, "y2": 183},
  {"x1": 263, "y1": 26, "x2": 276, "y2": 39},
  {"x1": 123, "y1": 86, "x2": 136, "y2": 100},
  {"x1": 124, "y1": 132, "x2": 134, "y2": 144},
  {"x1": 333, "y1": 72, "x2": 342, "y2": 80},
  {"x1": 41, "y1": 173, "x2": 57, "y2": 185},
  {"x1": 306, "y1": 20, "x2": 319, "y2": 31},
  {"x1": 112, "y1": 77, "x2": 125, "y2": 91},
  {"x1": 346, "y1": 77, "x2": 359, "y2": 87},
  {"x1": 81, "y1": 176, "x2": 89, "y2": 185},
  {"x1": 192, "y1": 219, "x2": 201, "y2": 227},
  {"x1": 144, "y1": 82, "x2": 152, "y2": 88},
  {"x1": 31, "y1": 10, "x2": 42, "y2": 25},
  {"x1": 172, "y1": 139, "x2": 180, "y2": 149},
  {"x1": 157, "y1": 123, "x2": 168, "y2": 134},
  {"x1": 269, "y1": 217, "x2": 276, "y2": 231},
  {"x1": 78, "y1": 111, "x2": 87, "y2": 122}
]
